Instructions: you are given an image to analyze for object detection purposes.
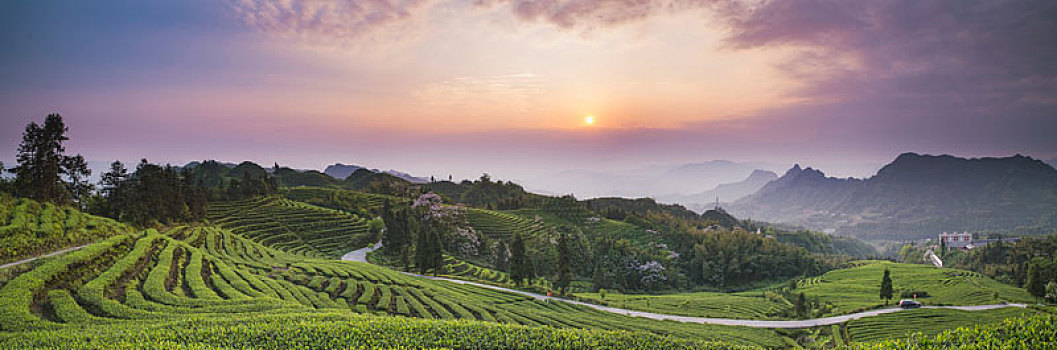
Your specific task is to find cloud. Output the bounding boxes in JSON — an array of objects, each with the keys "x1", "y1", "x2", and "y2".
[
  {"x1": 710, "y1": 0, "x2": 1057, "y2": 155},
  {"x1": 724, "y1": 0, "x2": 1057, "y2": 99},
  {"x1": 472, "y1": 0, "x2": 738, "y2": 30},
  {"x1": 223, "y1": 0, "x2": 1057, "y2": 157},
  {"x1": 228, "y1": 0, "x2": 435, "y2": 47}
]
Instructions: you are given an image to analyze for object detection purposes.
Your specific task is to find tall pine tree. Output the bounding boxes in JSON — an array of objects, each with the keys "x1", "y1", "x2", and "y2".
[
  {"x1": 382, "y1": 202, "x2": 415, "y2": 269},
  {"x1": 1026, "y1": 261, "x2": 1045, "y2": 304},
  {"x1": 96, "y1": 161, "x2": 130, "y2": 219},
  {"x1": 880, "y1": 268, "x2": 894, "y2": 305},
  {"x1": 509, "y1": 233, "x2": 528, "y2": 285},
  {"x1": 415, "y1": 219, "x2": 434, "y2": 274},
  {"x1": 555, "y1": 231, "x2": 572, "y2": 295}
]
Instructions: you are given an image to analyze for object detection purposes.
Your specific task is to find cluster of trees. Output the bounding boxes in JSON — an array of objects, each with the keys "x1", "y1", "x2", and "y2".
[
  {"x1": 901, "y1": 234, "x2": 1057, "y2": 286},
  {"x1": 90, "y1": 160, "x2": 208, "y2": 226},
  {"x1": 223, "y1": 171, "x2": 279, "y2": 200},
  {"x1": 3, "y1": 114, "x2": 92, "y2": 208},
  {"x1": 589, "y1": 236, "x2": 681, "y2": 292},
  {"x1": 1026, "y1": 258, "x2": 1057, "y2": 303},
  {"x1": 344, "y1": 169, "x2": 419, "y2": 197},
  {"x1": 415, "y1": 215, "x2": 445, "y2": 275},
  {"x1": 90, "y1": 159, "x2": 279, "y2": 227},
  {"x1": 586, "y1": 197, "x2": 702, "y2": 223},
  {"x1": 380, "y1": 201, "x2": 416, "y2": 267},
  {"x1": 2, "y1": 114, "x2": 286, "y2": 228},
  {"x1": 379, "y1": 198, "x2": 445, "y2": 274},
  {"x1": 775, "y1": 230, "x2": 877, "y2": 257},
  {"x1": 508, "y1": 233, "x2": 534, "y2": 285},
  {"x1": 688, "y1": 229, "x2": 823, "y2": 288},
  {"x1": 426, "y1": 174, "x2": 552, "y2": 210}
]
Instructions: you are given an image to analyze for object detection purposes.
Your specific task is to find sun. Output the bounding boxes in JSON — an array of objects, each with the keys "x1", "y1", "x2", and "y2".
[{"x1": 584, "y1": 115, "x2": 595, "y2": 125}]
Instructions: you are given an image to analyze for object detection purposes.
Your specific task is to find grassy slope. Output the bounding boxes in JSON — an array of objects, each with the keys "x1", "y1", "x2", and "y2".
[
  {"x1": 0, "y1": 312, "x2": 761, "y2": 350},
  {"x1": 844, "y1": 313, "x2": 1056, "y2": 350},
  {"x1": 206, "y1": 196, "x2": 375, "y2": 259},
  {"x1": 795, "y1": 261, "x2": 1032, "y2": 315},
  {"x1": 0, "y1": 194, "x2": 132, "y2": 265},
  {"x1": 574, "y1": 259, "x2": 1036, "y2": 327},
  {"x1": 574, "y1": 291, "x2": 788, "y2": 320},
  {"x1": 845, "y1": 307, "x2": 1038, "y2": 343}
]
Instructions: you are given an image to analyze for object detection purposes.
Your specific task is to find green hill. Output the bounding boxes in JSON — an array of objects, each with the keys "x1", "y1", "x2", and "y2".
[
  {"x1": 0, "y1": 193, "x2": 132, "y2": 265},
  {"x1": 206, "y1": 196, "x2": 376, "y2": 259},
  {"x1": 794, "y1": 261, "x2": 1033, "y2": 315},
  {"x1": 0, "y1": 223, "x2": 786, "y2": 349}
]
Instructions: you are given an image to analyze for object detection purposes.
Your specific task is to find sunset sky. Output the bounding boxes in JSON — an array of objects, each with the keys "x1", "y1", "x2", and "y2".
[{"x1": 2, "y1": 1, "x2": 1056, "y2": 190}]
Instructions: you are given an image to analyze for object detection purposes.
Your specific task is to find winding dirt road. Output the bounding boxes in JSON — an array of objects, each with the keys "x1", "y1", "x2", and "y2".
[{"x1": 342, "y1": 243, "x2": 1025, "y2": 329}]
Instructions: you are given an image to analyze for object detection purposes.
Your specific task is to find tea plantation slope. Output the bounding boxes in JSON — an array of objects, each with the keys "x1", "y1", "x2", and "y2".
[
  {"x1": 795, "y1": 260, "x2": 1033, "y2": 315},
  {"x1": 206, "y1": 196, "x2": 375, "y2": 258},
  {"x1": 0, "y1": 193, "x2": 132, "y2": 265},
  {"x1": 0, "y1": 225, "x2": 786, "y2": 348},
  {"x1": 845, "y1": 313, "x2": 1056, "y2": 350},
  {"x1": 0, "y1": 312, "x2": 762, "y2": 350}
]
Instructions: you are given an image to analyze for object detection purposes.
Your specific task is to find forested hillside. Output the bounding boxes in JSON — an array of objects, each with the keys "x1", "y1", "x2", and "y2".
[{"x1": 731, "y1": 153, "x2": 1057, "y2": 241}]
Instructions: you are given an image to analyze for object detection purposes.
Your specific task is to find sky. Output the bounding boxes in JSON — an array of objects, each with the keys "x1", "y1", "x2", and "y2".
[{"x1": 2, "y1": 0, "x2": 1056, "y2": 194}]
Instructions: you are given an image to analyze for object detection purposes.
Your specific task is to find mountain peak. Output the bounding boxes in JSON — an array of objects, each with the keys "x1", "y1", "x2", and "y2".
[
  {"x1": 782, "y1": 164, "x2": 824, "y2": 179},
  {"x1": 323, "y1": 163, "x2": 366, "y2": 180}
]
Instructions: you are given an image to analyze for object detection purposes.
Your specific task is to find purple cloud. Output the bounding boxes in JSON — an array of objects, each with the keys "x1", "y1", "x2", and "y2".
[
  {"x1": 473, "y1": 0, "x2": 739, "y2": 29},
  {"x1": 228, "y1": 0, "x2": 433, "y2": 46},
  {"x1": 718, "y1": 1, "x2": 1057, "y2": 152}
]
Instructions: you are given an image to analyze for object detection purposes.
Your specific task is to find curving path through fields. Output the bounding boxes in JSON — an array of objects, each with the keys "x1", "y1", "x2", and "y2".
[
  {"x1": 342, "y1": 244, "x2": 1025, "y2": 329},
  {"x1": 0, "y1": 244, "x2": 91, "y2": 270}
]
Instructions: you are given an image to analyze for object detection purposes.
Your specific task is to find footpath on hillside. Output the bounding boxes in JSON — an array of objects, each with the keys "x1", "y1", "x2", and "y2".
[
  {"x1": 341, "y1": 243, "x2": 1026, "y2": 329},
  {"x1": 0, "y1": 244, "x2": 91, "y2": 270}
]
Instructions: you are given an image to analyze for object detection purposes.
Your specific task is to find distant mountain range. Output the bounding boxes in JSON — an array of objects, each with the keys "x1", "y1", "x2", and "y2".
[
  {"x1": 657, "y1": 169, "x2": 778, "y2": 212},
  {"x1": 728, "y1": 153, "x2": 1057, "y2": 241},
  {"x1": 323, "y1": 163, "x2": 427, "y2": 183},
  {"x1": 529, "y1": 160, "x2": 780, "y2": 199}
]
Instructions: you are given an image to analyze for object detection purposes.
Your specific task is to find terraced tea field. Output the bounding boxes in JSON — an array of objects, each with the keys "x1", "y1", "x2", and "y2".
[
  {"x1": 845, "y1": 313, "x2": 1056, "y2": 350},
  {"x1": 845, "y1": 307, "x2": 1037, "y2": 343},
  {"x1": 465, "y1": 208, "x2": 553, "y2": 240},
  {"x1": 207, "y1": 196, "x2": 375, "y2": 258},
  {"x1": 0, "y1": 219, "x2": 786, "y2": 348},
  {"x1": 0, "y1": 311, "x2": 764, "y2": 350},
  {"x1": 574, "y1": 291, "x2": 788, "y2": 320},
  {"x1": 440, "y1": 255, "x2": 512, "y2": 285},
  {"x1": 793, "y1": 261, "x2": 1033, "y2": 315},
  {"x1": 0, "y1": 194, "x2": 131, "y2": 265},
  {"x1": 281, "y1": 186, "x2": 393, "y2": 214}
]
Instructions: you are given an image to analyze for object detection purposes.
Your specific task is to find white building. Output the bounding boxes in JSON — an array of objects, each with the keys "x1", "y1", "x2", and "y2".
[{"x1": 938, "y1": 232, "x2": 972, "y2": 250}]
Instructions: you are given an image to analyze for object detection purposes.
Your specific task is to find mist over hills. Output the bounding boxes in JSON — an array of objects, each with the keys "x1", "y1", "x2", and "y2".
[
  {"x1": 527, "y1": 160, "x2": 781, "y2": 199},
  {"x1": 728, "y1": 153, "x2": 1057, "y2": 241},
  {"x1": 657, "y1": 169, "x2": 779, "y2": 212}
]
